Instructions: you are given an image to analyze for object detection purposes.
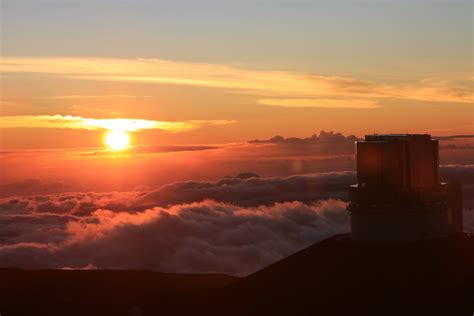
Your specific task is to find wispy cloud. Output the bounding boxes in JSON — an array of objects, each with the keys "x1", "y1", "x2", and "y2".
[
  {"x1": 0, "y1": 100, "x2": 19, "y2": 106},
  {"x1": 435, "y1": 134, "x2": 474, "y2": 140},
  {"x1": 34, "y1": 95, "x2": 152, "y2": 99},
  {"x1": 1, "y1": 57, "x2": 472, "y2": 107},
  {"x1": 0, "y1": 115, "x2": 236, "y2": 132},
  {"x1": 257, "y1": 98, "x2": 380, "y2": 109}
]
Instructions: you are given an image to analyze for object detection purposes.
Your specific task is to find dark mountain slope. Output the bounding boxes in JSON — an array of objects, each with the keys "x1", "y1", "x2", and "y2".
[
  {"x1": 220, "y1": 234, "x2": 474, "y2": 315},
  {"x1": 1, "y1": 234, "x2": 473, "y2": 316},
  {"x1": 0, "y1": 269, "x2": 238, "y2": 316}
]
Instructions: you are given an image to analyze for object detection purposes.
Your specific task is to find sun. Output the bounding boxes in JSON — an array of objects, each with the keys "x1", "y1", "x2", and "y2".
[{"x1": 104, "y1": 130, "x2": 130, "y2": 151}]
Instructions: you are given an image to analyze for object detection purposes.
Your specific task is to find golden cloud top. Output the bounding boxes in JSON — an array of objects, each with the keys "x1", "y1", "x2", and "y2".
[{"x1": 0, "y1": 115, "x2": 236, "y2": 132}]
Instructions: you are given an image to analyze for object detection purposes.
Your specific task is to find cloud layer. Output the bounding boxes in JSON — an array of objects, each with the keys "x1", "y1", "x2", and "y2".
[
  {"x1": 0, "y1": 115, "x2": 235, "y2": 133},
  {"x1": 1, "y1": 57, "x2": 472, "y2": 107},
  {"x1": 0, "y1": 200, "x2": 349, "y2": 276},
  {"x1": 0, "y1": 172, "x2": 354, "y2": 216},
  {"x1": 0, "y1": 172, "x2": 353, "y2": 275},
  {"x1": 0, "y1": 166, "x2": 473, "y2": 276},
  {"x1": 257, "y1": 98, "x2": 380, "y2": 109},
  {"x1": 136, "y1": 171, "x2": 354, "y2": 208}
]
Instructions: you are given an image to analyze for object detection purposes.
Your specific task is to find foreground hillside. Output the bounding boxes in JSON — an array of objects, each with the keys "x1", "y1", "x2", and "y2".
[
  {"x1": 222, "y1": 234, "x2": 474, "y2": 315},
  {"x1": 1, "y1": 234, "x2": 473, "y2": 316},
  {"x1": 0, "y1": 269, "x2": 238, "y2": 315}
]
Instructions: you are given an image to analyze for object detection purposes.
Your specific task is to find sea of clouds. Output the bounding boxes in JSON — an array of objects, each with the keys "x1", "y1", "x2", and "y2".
[{"x1": 0, "y1": 165, "x2": 472, "y2": 276}]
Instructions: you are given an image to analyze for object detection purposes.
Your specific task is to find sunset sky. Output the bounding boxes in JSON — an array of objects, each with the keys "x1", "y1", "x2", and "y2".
[
  {"x1": 1, "y1": 0, "x2": 472, "y2": 150},
  {"x1": 0, "y1": 0, "x2": 473, "y2": 274}
]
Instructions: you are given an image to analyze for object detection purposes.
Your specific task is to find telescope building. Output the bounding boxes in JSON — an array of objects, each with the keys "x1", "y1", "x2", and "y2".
[{"x1": 348, "y1": 134, "x2": 463, "y2": 243}]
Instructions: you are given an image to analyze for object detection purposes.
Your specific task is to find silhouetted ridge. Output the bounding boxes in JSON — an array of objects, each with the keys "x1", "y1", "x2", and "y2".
[
  {"x1": 1, "y1": 235, "x2": 473, "y2": 315},
  {"x1": 0, "y1": 269, "x2": 238, "y2": 316},
  {"x1": 221, "y1": 233, "x2": 474, "y2": 315}
]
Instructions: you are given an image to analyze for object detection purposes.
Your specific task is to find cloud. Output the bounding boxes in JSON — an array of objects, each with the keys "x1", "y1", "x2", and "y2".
[
  {"x1": 0, "y1": 166, "x2": 472, "y2": 275},
  {"x1": 61, "y1": 263, "x2": 98, "y2": 270},
  {"x1": 0, "y1": 172, "x2": 354, "y2": 276},
  {"x1": 0, "y1": 172, "x2": 355, "y2": 213},
  {"x1": 129, "y1": 144, "x2": 220, "y2": 153},
  {"x1": 1, "y1": 57, "x2": 472, "y2": 106},
  {"x1": 0, "y1": 191, "x2": 145, "y2": 215},
  {"x1": 71, "y1": 144, "x2": 221, "y2": 156},
  {"x1": 0, "y1": 134, "x2": 360, "y2": 196},
  {"x1": 440, "y1": 164, "x2": 474, "y2": 210},
  {"x1": 34, "y1": 95, "x2": 152, "y2": 99},
  {"x1": 0, "y1": 115, "x2": 236, "y2": 132},
  {"x1": 440, "y1": 144, "x2": 474, "y2": 150},
  {"x1": 0, "y1": 200, "x2": 350, "y2": 276},
  {"x1": 2, "y1": 164, "x2": 466, "y2": 213},
  {"x1": 436, "y1": 134, "x2": 474, "y2": 140},
  {"x1": 257, "y1": 98, "x2": 380, "y2": 109},
  {"x1": 0, "y1": 179, "x2": 74, "y2": 199},
  {"x1": 135, "y1": 171, "x2": 354, "y2": 208},
  {"x1": 0, "y1": 131, "x2": 471, "y2": 199},
  {"x1": 249, "y1": 130, "x2": 359, "y2": 144}
]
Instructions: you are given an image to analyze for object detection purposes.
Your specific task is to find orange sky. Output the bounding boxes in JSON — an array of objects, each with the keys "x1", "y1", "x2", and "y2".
[
  {"x1": 0, "y1": 57, "x2": 472, "y2": 150},
  {"x1": 1, "y1": 1, "x2": 473, "y2": 150}
]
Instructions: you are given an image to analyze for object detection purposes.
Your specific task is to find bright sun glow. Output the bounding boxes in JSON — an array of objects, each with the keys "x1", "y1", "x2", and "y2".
[{"x1": 104, "y1": 130, "x2": 130, "y2": 151}]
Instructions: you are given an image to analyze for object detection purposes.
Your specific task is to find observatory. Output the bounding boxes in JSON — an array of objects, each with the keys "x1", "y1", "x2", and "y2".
[{"x1": 348, "y1": 134, "x2": 463, "y2": 243}]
